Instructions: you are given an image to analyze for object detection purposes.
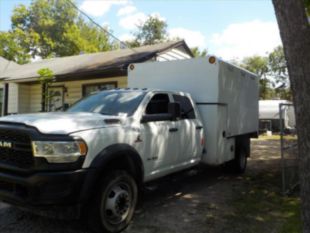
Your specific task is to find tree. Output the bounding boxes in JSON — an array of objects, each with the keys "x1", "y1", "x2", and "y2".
[
  {"x1": 268, "y1": 46, "x2": 291, "y2": 100},
  {"x1": 306, "y1": 0, "x2": 310, "y2": 15},
  {"x1": 1, "y1": 0, "x2": 112, "y2": 62},
  {"x1": 0, "y1": 31, "x2": 32, "y2": 64},
  {"x1": 191, "y1": 47, "x2": 207, "y2": 57},
  {"x1": 130, "y1": 15, "x2": 168, "y2": 46},
  {"x1": 77, "y1": 19, "x2": 112, "y2": 52},
  {"x1": 269, "y1": 47, "x2": 291, "y2": 99},
  {"x1": 240, "y1": 55, "x2": 273, "y2": 99},
  {"x1": 268, "y1": 46, "x2": 287, "y2": 80},
  {"x1": 37, "y1": 68, "x2": 55, "y2": 112},
  {"x1": 272, "y1": 1, "x2": 310, "y2": 232},
  {"x1": 128, "y1": 15, "x2": 208, "y2": 58},
  {"x1": 239, "y1": 47, "x2": 292, "y2": 100}
]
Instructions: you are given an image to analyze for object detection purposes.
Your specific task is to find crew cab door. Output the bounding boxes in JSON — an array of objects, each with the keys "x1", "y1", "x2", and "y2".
[
  {"x1": 140, "y1": 93, "x2": 179, "y2": 177},
  {"x1": 173, "y1": 94, "x2": 202, "y2": 164}
]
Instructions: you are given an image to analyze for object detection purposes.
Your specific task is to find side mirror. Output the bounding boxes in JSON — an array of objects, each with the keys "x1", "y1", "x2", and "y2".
[{"x1": 168, "y1": 102, "x2": 181, "y2": 120}]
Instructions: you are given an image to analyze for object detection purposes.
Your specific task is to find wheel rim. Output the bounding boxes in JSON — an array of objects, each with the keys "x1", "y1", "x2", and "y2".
[{"x1": 102, "y1": 181, "x2": 132, "y2": 225}]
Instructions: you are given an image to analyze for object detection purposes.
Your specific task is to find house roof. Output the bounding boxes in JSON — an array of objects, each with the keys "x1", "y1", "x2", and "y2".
[
  {"x1": 0, "y1": 57, "x2": 20, "y2": 75},
  {"x1": 1, "y1": 40, "x2": 193, "y2": 82}
]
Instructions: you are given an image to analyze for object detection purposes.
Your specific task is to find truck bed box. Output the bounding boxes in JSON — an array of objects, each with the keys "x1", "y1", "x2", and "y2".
[{"x1": 128, "y1": 57, "x2": 259, "y2": 165}]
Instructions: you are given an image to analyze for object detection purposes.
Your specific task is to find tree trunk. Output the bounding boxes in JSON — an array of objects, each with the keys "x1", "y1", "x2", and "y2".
[{"x1": 272, "y1": 0, "x2": 310, "y2": 232}]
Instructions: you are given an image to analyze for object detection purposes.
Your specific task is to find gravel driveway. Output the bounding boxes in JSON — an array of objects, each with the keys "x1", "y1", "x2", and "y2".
[{"x1": 0, "y1": 139, "x2": 281, "y2": 233}]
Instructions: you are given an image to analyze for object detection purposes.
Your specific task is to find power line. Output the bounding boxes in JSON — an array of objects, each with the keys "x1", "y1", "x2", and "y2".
[{"x1": 66, "y1": 0, "x2": 138, "y2": 53}]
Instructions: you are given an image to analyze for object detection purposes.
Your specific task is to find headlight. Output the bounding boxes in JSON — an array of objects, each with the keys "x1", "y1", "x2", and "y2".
[{"x1": 32, "y1": 140, "x2": 87, "y2": 163}]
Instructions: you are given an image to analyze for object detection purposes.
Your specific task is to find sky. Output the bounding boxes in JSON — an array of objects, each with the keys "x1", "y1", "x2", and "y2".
[{"x1": 0, "y1": 0, "x2": 282, "y2": 61}]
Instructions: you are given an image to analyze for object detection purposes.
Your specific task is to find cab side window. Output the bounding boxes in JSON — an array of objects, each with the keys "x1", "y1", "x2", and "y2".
[
  {"x1": 173, "y1": 95, "x2": 196, "y2": 119},
  {"x1": 146, "y1": 94, "x2": 170, "y2": 114}
]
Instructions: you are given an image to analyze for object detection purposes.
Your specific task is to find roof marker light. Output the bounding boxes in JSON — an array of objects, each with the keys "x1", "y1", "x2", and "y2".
[{"x1": 209, "y1": 56, "x2": 216, "y2": 64}]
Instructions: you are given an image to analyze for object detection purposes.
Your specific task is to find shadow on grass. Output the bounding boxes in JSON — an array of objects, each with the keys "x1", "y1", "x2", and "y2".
[{"x1": 223, "y1": 171, "x2": 301, "y2": 233}]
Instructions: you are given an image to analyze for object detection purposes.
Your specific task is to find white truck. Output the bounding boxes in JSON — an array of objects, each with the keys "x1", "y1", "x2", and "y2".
[{"x1": 0, "y1": 56, "x2": 258, "y2": 233}]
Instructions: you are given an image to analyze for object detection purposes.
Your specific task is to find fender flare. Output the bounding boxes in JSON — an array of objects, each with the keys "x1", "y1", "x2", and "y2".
[{"x1": 79, "y1": 144, "x2": 144, "y2": 203}]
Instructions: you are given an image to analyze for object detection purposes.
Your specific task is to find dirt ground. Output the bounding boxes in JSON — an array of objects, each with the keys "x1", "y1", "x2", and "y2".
[{"x1": 0, "y1": 139, "x2": 290, "y2": 233}]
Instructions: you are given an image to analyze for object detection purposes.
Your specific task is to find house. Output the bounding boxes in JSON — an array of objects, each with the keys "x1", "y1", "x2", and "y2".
[
  {"x1": 259, "y1": 100, "x2": 295, "y2": 132},
  {"x1": 0, "y1": 40, "x2": 193, "y2": 115},
  {"x1": 0, "y1": 57, "x2": 20, "y2": 115}
]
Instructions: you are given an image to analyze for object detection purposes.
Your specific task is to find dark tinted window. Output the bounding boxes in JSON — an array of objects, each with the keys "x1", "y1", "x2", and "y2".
[
  {"x1": 67, "y1": 91, "x2": 145, "y2": 116},
  {"x1": 145, "y1": 94, "x2": 170, "y2": 114},
  {"x1": 173, "y1": 95, "x2": 196, "y2": 119}
]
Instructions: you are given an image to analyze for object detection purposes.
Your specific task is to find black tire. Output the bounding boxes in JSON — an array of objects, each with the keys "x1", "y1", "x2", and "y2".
[
  {"x1": 225, "y1": 137, "x2": 250, "y2": 174},
  {"x1": 87, "y1": 170, "x2": 138, "y2": 233},
  {"x1": 233, "y1": 147, "x2": 247, "y2": 174}
]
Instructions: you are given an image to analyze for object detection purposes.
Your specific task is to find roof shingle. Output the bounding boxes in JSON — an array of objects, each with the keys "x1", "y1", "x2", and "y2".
[{"x1": 1, "y1": 40, "x2": 192, "y2": 81}]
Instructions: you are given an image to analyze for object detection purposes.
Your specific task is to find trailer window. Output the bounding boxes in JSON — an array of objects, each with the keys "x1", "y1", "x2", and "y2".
[
  {"x1": 173, "y1": 95, "x2": 196, "y2": 119},
  {"x1": 145, "y1": 94, "x2": 170, "y2": 114}
]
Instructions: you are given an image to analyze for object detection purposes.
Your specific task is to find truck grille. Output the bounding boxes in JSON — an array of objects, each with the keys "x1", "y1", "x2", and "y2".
[{"x1": 0, "y1": 129, "x2": 34, "y2": 169}]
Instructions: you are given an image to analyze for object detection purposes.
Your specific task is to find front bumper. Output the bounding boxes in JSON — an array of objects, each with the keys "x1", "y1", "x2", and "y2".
[
  {"x1": 0, "y1": 122, "x2": 96, "y2": 219},
  {"x1": 0, "y1": 169, "x2": 90, "y2": 218}
]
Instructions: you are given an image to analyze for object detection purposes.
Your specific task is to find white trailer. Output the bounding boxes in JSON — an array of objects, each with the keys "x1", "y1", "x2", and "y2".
[
  {"x1": 259, "y1": 100, "x2": 295, "y2": 132},
  {"x1": 128, "y1": 56, "x2": 259, "y2": 166}
]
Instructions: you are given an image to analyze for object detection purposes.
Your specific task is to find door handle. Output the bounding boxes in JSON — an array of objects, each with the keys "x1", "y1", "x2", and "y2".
[
  {"x1": 196, "y1": 126, "x2": 203, "y2": 130},
  {"x1": 169, "y1": 128, "x2": 178, "y2": 132}
]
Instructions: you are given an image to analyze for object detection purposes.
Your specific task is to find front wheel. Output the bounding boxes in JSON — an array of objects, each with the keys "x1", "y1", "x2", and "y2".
[{"x1": 87, "y1": 170, "x2": 138, "y2": 233}]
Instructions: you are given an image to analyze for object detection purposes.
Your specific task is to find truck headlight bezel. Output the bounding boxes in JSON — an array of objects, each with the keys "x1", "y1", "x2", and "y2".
[{"x1": 32, "y1": 139, "x2": 87, "y2": 163}]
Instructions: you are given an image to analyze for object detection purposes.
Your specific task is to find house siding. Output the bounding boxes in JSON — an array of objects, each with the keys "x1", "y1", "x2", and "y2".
[
  {"x1": 7, "y1": 83, "x2": 18, "y2": 114},
  {"x1": 18, "y1": 84, "x2": 30, "y2": 113},
  {"x1": 25, "y1": 76, "x2": 127, "y2": 113},
  {"x1": 29, "y1": 84, "x2": 42, "y2": 113}
]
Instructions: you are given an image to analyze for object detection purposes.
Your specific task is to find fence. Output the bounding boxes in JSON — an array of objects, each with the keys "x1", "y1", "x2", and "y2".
[{"x1": 279, "y1": 103, "x2": 298, "y2": 195}]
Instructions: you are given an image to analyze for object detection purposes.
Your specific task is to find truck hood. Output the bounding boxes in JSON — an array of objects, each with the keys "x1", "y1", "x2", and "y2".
[{"x1": 0, "y1": 112, "x2": 122, "y2": 134}]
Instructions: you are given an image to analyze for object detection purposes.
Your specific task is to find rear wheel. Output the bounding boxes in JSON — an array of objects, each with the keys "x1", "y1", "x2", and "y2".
[
  {"x1": 233, "y1": 147, "x2": 247, "y2": 173},
  {"x1": 226, "y1": 136, "x2": 250, "y2": 174},
  {"x1": 87, "y1": 170, "x2": 138, "y2": 233}
]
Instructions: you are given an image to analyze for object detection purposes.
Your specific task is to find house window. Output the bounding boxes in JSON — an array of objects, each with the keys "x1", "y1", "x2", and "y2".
[
  {"x1": 47, "y1": 86, "x2": 65, "y2": 112},
  {"x1": 82, "y1": 82, "x2": 117, "y2": 97}
]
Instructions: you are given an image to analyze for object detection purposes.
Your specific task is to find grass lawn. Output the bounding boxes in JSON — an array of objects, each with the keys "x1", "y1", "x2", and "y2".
[
  {"x1": 258, "y1": 134, "x2": 298, "y2": 140},
  {"x1": 223, "y1": 170, "x2": 301, "y2": 232}
]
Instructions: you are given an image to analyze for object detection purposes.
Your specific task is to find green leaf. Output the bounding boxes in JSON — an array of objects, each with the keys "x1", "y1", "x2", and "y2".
[
  {"x1": 2, "y1": 0, "x2": 113, "y2": 62},
  {"x1": 37, "y1": 68, "x2": 54, "y2": 84}
]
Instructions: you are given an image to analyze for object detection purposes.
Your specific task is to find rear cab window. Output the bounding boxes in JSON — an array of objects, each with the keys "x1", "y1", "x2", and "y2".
[{"x1": 173, "y1": 94, "x2": 196, "y2": 119}]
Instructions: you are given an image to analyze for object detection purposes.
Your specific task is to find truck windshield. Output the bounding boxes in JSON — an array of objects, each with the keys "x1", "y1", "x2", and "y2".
[{"x1": 67, "y1": 91, "x2": 145, "y2": 116}]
